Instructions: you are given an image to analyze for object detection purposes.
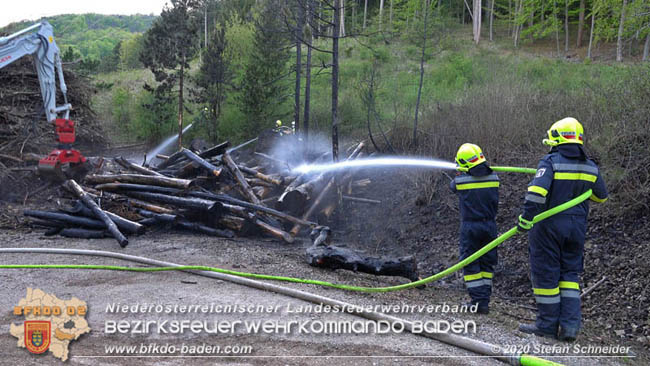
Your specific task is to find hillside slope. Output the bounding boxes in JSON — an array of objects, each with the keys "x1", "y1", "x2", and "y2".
[{"x1": 1, "y1": 14, "x2": 155, "y2": 60}]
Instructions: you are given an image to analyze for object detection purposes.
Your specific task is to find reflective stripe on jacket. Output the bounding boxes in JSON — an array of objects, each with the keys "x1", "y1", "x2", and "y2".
[
  {"x1": 450, "y1": 168, "x2": 499, "y2": 222},
  {"x1": 522, "y1": 147, "x2": 608, "y2": 221}
]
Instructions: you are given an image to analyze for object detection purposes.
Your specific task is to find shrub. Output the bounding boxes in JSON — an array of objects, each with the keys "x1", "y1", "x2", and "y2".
[
  {"x1": 111, "y1": 87, "x2": 132, "y2": 128},
  {"x1": 130, "y1": 90, "x2": 176, "y2": 142}
]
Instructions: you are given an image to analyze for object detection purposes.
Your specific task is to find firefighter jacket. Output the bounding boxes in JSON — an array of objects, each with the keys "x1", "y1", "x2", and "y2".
[
  {"x1": 522, "y1": 145, "x2": 608, "y2": 222},
  {"x1": 450, "y1": 163, "x2": 499, "y2": 221}
]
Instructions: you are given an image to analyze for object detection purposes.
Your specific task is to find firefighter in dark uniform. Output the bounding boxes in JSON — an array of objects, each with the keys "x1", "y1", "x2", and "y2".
[
  {"x1": 517, "y1": 117, "x2": 608, "y2": 342},
  {"x1": 450, "y1": 143, "x2": 499, "y2": 314}
]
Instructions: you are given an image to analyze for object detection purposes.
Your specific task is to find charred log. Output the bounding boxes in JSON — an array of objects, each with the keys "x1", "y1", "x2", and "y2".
[
  {"x1": 222, "y1": 152, "x2": 261, "y2": 205},
  {"x1": 63, "y1": 180, "x2": 128, "y2": 247},
  {"x1": 64, "y1": 200, "x2": 145, "y2": 235},
  {"x1": 306, "y1": 245, "x2": 419, "y2": 281},
  {"x1": 114, "y1": 157, "x2": 165, "y2": 177},
  {"x1": 174, "y1": 220, "x2": 234, "y2": 238},
  {"x1": 85, "y1": 174, "x2": 194, "y2": 189},
  {"x1": 181, "y1": 148, "x2": 222, "y2": 177},
  {"x1": 24, "y1": 210, "x2": 107, "y2": 230}
]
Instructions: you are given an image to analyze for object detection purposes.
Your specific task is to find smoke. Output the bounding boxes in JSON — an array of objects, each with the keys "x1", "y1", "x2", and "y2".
[{"x1": 268, "y1": 132, "x2": 333, "y2": 167}]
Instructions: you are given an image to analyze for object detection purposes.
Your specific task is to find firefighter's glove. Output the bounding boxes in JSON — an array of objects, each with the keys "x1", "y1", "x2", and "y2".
[{"x1": 517, "y1": 215, "x2": 533, "y2": 233}]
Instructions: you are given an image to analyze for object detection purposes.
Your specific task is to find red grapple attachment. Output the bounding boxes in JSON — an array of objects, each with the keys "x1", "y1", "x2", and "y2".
[{"x1": 38, "y1": 118, "x2": 88, "y2": 181}]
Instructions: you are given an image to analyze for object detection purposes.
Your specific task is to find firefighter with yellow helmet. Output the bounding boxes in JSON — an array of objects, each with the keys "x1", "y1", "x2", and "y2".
[
  {"x1": 450, "y1": 143, "x2": 500, "y2": 314},
  {"x1": 517, "y1": 117, "x2": 608, "y2": 341},
  {"x1": 273, "y1": 120, "x2": 294, "y2": 136}
]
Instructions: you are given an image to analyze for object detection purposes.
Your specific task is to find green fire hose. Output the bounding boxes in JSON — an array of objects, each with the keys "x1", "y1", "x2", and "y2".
[
  {"x1": 0, "y1": 189, "x2": 592, "y2": 293},
  {"x1": 2, "y1": 189, "x2": 590, "y2": 366}
]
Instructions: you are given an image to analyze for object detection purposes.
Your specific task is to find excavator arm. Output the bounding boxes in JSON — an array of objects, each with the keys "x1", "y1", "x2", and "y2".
[
  {"x1": 0, "y1": 21, "x2": 86, "y2": 180},
  {"x1": 0, "y1": 21, "x2": 71, "y2": 122}
]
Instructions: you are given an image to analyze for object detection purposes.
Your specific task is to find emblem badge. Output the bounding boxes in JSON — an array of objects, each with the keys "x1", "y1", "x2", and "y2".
[{"x1": 24, "y1": 321, "x2": 51, "y2": 354}]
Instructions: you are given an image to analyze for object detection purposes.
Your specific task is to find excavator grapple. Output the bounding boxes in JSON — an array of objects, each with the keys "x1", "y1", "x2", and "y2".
[
  {"x1": 1, "y1": 21, "x2": 88, "y2": 182},
  {"x1": 37, "y1": 118, "x2": 87, "y2": 181}
]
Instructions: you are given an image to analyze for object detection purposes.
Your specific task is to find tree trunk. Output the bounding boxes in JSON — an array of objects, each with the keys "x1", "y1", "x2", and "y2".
[
  {"x1": 587, "y1": 7, "x2": 595, "y2": 59},
  {"x1": 340, "y1": 0, "x2": 346, "y2": 36},
  {"x1": 379, "y1": 0, "x2": 385, "y2": 30},
  {"x1": 643, "y1": 33, "x2": 650, "y2": 61},
  {"x1": 514, "y1": 0, "x2": 522, "y2": 47},
  {"x1": 295, "y1": 3, "x2": 303, "y2": 132},
  {"x1": 177, "y1": 54, "x2": 185, "y2": 149},
  {"x1": 529, "y1": 10, "x2": 535, "y2": 41},
  {"x1": 63, "y1": 180, "x2": 129, "y2": 247},
  {"x1": 317, "y1": 0, "x2": 322, "y2": 37},
  {"x1": 306, "y1": 245, "x2": 419, "y2": 281},
  {"x1": 577, "y1": 0, "x2": 585, "y2": 47},
  {"x1": 64, "y1": 200, "x2": 145, "y2": 235},
  {"x1": 414, "y1": 0, "x2": 429, "y2": 147},
  {"x1": 508, "y1": 0, "x2": 512, "y2": 36},
  {"x1": 462, "y1": 0, "x2": 465, "y2": 25},
  {"x1": 222, "y1": 152, "x2": 262, "y2": 205},
  {"x1": 303, "y1": 0, "x2": 314, "y2": 140},
  {"x1": 332, "y1": 1, "x2": 340, "y2": 161},
  {"x1": 489, "y1": 0, "x2": 494, "y2": 41},
  {"x1": 473, "y1": 0, "x2": 482, "y2": 44},
  {"x1": 363, "y1": 0, "x2": 368, "y2": 29},
  {"x1": 85, "y1": 174, "x2": 194, "y2": 189},
  {"x1": 555, "y1": 0, "x2": 561, "y2": 56},
  {"x1": 352, "y1": 0, "x2": 356, "y2": 32},
  {"x1": 616, "y1": 0, "x2": 627, "y2": 62},
  {"x1": 564, "y1": 0, "x2": 569, "y2": 53},
  {"x1": 389, "y1": 0, "x2": 394, "y2": 32}
]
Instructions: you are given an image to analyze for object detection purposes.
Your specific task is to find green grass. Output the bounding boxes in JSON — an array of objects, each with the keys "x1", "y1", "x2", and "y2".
[{"x1": 90, "y1": 24, "x2": 638, "y2": 148}]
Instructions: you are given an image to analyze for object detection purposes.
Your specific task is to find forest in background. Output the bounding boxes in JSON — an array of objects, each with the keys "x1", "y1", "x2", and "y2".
[
  {"x1": 2, "y1": 0, "x2": 648, "y2": 217},
  {"x1": 1, "y1": 14, "x2": 156, "y2": 72}
]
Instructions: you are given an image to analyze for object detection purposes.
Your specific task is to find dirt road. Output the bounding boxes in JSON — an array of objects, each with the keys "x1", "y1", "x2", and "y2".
[{"x1": 0, "y1": 229, "x2": 637, "y2": 366}]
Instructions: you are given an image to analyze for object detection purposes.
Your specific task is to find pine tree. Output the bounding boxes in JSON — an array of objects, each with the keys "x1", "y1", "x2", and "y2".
[
  {"x1": 238, "y1": 0, "x2": 291, "y2": 135},
  {"x1": 140, "y1": 0, "x2": 200, "y2": 148},
  {"x1": 193, "y1": 26, "x2": 230, "y2": 141}
]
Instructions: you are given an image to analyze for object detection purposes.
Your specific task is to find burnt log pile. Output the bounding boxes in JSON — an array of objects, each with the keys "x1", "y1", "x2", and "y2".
[{"x1": 23, "y1": 140, "x2": 379, "y2": 249}]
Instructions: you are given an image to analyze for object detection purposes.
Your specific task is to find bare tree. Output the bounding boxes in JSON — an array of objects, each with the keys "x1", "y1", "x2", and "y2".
[
  {"x1": 363, "y1": 0, "x2": 368, "y2": 29},
  {"x1": 514, "y1": 0, "x2": 523, "y2": 47},
  {"x1": 587, "y1": 6, "x2": 596, "y2": 59},
  {"x1": 294, "y1": 0, "x2": 305, "y2": 132},
  {"x1": 340, "y1": 0, "x2": 346, "y2": 36},
  {"x1": 389, "y1": 0, "x2": 394, "y2": 32},
  {"x1": 332, "y1": 0, "x2": 341, "y2": 161},
  {"x1": 303, "y1": 0, "x2": 315, "y2": 139},
  {"x1": 616, "y1": 0, "x2": 628, "y2": 62},
  {"x1": 564, "y1": 0, "x2": 569, "y2": 53},
  {"x1": 577, "y1": 0, "x2": 585, "y2": 47},
  {"x1": 489, "y1": 0, "x2": 495, "y2": 41},
  {"x1": 644, "y1": 33, "x2": 650, "y2": 61},
  {"x1": 414, "y1": 0, "x2": 431, "y2": 147},
  {"x1": 473, "y1": 0, "x2": 482, "y2": 44},
  {"x1": 555, "y1": 0, "x2": 561, "y2": 55},
  {"x1": 379, "y1": 0, "x2": 385, "y2": 30}
]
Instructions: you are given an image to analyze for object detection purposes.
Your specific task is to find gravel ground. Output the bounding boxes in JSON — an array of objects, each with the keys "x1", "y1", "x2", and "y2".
[{"x1": 0, "y1": 229, "x2": 639, "y2": 366}]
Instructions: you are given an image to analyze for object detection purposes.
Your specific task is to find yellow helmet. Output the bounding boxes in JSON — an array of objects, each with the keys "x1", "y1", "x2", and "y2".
[
  {"x1": 543, "y1": 117, "x2": 584, "y2": 146},
  {"x1": 276, "y1": 120, "x2": 282, "y2": 127},
  {"x1": 455, "y1": 143, "x2": 486, "y2": 169}
]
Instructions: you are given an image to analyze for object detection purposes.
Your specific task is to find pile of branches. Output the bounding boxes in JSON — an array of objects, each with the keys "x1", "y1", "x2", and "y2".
[
  {"x1": 0, "y1": 58, "x2": 104, "y2": 188},
  {"x1": 23, "y1": 140, "x2": 377, "y2": 248}
]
